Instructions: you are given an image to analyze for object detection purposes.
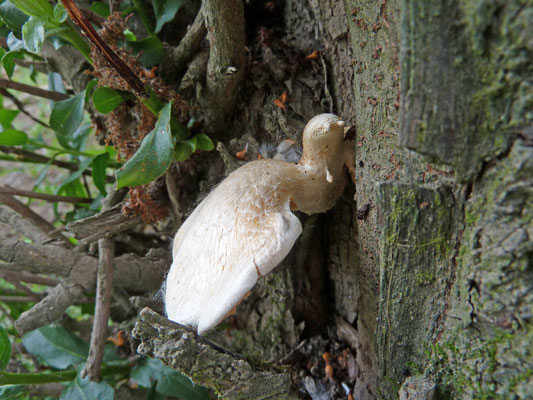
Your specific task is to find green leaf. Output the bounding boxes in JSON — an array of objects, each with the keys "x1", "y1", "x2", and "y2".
[
  {"x1": 115, "y1": 102, "x2": 174, "y2": 188},
  {"x1": 0, "y1": 129, "x2": 28, "y2": 146},
  {"x1": 92, "y1": 152, "x2": 109, "y2": 195},
  {"x1": 152, "y1": 0, "x2": 183, "y2": 33},
  {"x1": 6, "y1": 32, "x2": 24, "y2": 51},
  {"x1": 10, "y1": 0, "x2": 54, "y2": 19},
  {"x1": 22, "y1": 17, "x2": 44, "y2": 54},
  {"x1": 0, "y1": 0, "x2": 29, "y2": 33},
  {"x1": 191, "y1": 134, "x2": 214, "y2": 152},
  {"x1": 90, "y1": 1, "x2": 110, "y2": 18},
  {"x1": 0, "y1": 385, "x2": 26, "y2": 400},
  {"x1": 48, "y1": 71, "x2": 65, "y2": 93},
  {"x1": 92, "y1": 87, "x2": 125, "y2": 114},
  {"x1": 131, "y1": 358, "x2": 208, "y2": 400},
  {"x1": 127, "y1": 36, "x2": 164, "y2": 67},
  {"x1": 60, "y1": 371, "x2": 114, "y2": 400},
  {"x1": 84, "y1": 79, "x2": 98, "y2": 103},
  {"x1": 49, "y1": 90, "x2": 85, "y2": 149},
  {"x1": 0, "y1": 109, "x2": 20, "y2": 128},
  {"x1": 21, "y1": 325, "x2": 89, "y2": 369},
  {"x1": 0, "y1": 325, "x2": 11, "y2": 371},
  {"x1": 1, "y1": 50, "x2": 23, "y2": 78},
  {"x1": 53, "y1": 3, "x2": 67, "y2": 23},
  {"x1": 173, "y1": 140, "x2": 194, "y2": 162}
]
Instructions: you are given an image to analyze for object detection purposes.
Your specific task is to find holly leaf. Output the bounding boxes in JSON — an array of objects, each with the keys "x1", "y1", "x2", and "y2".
[
  {"x1": 115, "y1": 102, "x2": 174, "y2": 188},
  {"x1": 0, "y1": 0, "x2": 29, "y2": 34},
  {"x1": 173, "y1": 140, "x2": 194, "y2": 161},
  {"x1": 127, "y1": 36, "x2": 164, "y2": 67},
  {"x1": 60, "y1": 370, "x2": 114, "y2": 400}
]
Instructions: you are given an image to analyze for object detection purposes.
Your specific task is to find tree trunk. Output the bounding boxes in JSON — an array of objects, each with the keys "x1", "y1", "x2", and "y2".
[{"x1": 136, "y1": 0, "x2": 532, "y2": 399}]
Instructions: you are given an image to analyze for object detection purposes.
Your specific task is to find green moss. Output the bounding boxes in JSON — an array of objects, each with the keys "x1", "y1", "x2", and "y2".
[{"x1": 415, "y1": 271, "x2": 435, "y2": 286}]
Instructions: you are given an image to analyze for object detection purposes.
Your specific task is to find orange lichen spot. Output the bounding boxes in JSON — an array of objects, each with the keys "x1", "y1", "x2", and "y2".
[
  {"x1": 257, "y1": 153, "x2": 264, "y2": 160},
  {"x1": 348, "y1": 393, "x2": 354, "y2": 400},
  {"x1": 280, "y1": 91, "x2": 288, "y2": 103},
  {"x1": 325, "y1": 363, "x2": 335, "y2": 382},
  {"x1": 107, "y1": 330, "x2": 126, "y2": 346},
  {"x1": 305, "y1": 50, "x2": 320, "y2": 60},
  {"x1": 235, "y1": 144, "x2": 248, "y2": 159}
]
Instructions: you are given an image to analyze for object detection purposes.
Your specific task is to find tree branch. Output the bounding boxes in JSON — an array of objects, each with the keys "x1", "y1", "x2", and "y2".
[
  {"x1": 133, "y1": 308, "x2": 297, "y2": 399},
  {"x1": 172, "y1": 5, "x2": 207, "y2": 73},
  {"x1": 0, "y1": 204, "x2": 52, "y2": 245},
  {"x1": 0, "y1": 186, "x2": 93, "y2": 204},
  {"x1": 0, "y1": 78, "x2": 69, "y2": 101},
  {"x1": 82, "y1": 238, "x2": 114, "y2": 381},
  {"x1": 0, "y1": 88, "x2": 50, "y2": 128},
  {"x1": 201, "y1": 0, "x2": 246, "y2": 133}
]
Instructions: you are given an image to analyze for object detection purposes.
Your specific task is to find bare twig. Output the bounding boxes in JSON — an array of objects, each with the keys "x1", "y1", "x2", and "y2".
[
  {"x1": 172, "y1": 5, "x2": 207, "y2": 72},
  {"x1": 0, "y1": 194, "x2": 72, "y2": 246},
  {"x1": 67, "y1": 203, "x2": 141, "y2": 245},
  {"x1": 0, "y1": 186, "x2": 93, "y2": 204},
  {"x1": 0, "y1": 204, "x2": 51, "y2": 245},
  {"x1": 0, "y1": 88, "x2": 50, "y2": 128},
  {"x1": 0, "y1": 296, "x2": 39, "y2": 303},
  {"x1": 165, "y1": 168, "x2": 183, "y2": 225},
  {"x1": 82, "y1": 238, "x2": 114, "y2": 381},
  {"x1": 13, "y1": 59, "x2": 49, "y2": 74},
  {"x1": 61, "y1": 0, "x2": 149, "y2": 98},
  {"x1": 133, "y1": 308, "x2": 297, "y2": 399},
  {"x1": 0, "y1": 268, "x2": 60, "y2": 287},
  {"x1": 0, "y1": 78, "x2": 69, "y2": 101},
  {"x1": 0, "y1": 146, "x2": 114, "y2": 182}
]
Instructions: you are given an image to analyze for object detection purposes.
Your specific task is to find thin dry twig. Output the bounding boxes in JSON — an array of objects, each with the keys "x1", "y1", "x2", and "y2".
[
  {"x1": 82, "y1": 238, "x2": 114, "y2": 381},
  {"x1": 0, "y1": 268, "x2": 60, "y2": 287},
  {"x1": 0, "y1": 186, "x2": 93, "y2": 204},
  {"x1": 0, "y1": 78, "x2": 69, "y2": 101},
  {"x1": 0, "y1": 88, "x2": 50, "y2": 128},
  {"x1": 61, "y1": 0, "x2": 149, "y2": 98},
  {"x1": 165, "y1": 168, "x2": 183, "y2": 225}
]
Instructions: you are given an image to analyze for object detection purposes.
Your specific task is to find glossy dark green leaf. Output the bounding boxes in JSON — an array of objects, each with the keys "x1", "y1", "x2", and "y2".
[
  {"x1": 22, "y1": 17, "x2": 44, "y2": 54},
  {"x1": 60, "y1": 372, "x2": 114, "y2": 400},
  {"x1": 49, "y1": 90, "x2": 85, "y2": 149},
  {"x1": 92, "y1": 152, "x2": 109, "y2": 195},
  {"x1": 53, "y1": 3, "x2": 67, "y2": 23},
  {"x1": 48, "y1": 71, "x2": 65, "y2": 93},
  {"x1": 6, "y1": 32, "x2": 23, "y2": 51},
  {"x1": 0, "y1": 385, "x2": 26, "y2": 400},
  {"x1": 127, "y1": 36, "x2": 164, "y2": 67},
  {"x1": 131, "y1": 358, "x2": 208, "y2": 400},
  {"x1": 10, "y1": 0, "x2": 54, "y2": 19},
  {"x1": 115, "y1": 102, "x2": 174, "y2": 188},
  {"x1": 191, "y1": 134, "x2": 214, "y2": 152},
  {"x1": 0, "y1": 129, "x2": 27, "y2": 146},
  {"x1": 152, "y1": 0, "x2": 183, "y2": 33},
  {"x1": 0, "y1": 109, "x2": 20, "y2": 128},
  {"x1": 0, "y1": 0, "x2": 28, "y2": 33},
  {"x1": 22, "y1": 325, "x2": 89, "y2": 369},
  {"x1": 92, "y1": 87, "x2": 125, "y2": 114},
  {"x1": 0, "y1": 325, "x2": 11, "y2": 371},
  {"x1": 90, "y1": 1, "x2": 110, "y2": 17},
  {"x1": 1, "y1": 50, "x2": 23, "y2": 78},
  {"x1": 173, "y1": 140, "x2": 194, "y2": 162}
]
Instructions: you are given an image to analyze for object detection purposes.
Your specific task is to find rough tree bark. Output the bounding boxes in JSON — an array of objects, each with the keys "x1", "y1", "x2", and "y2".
[{"x1": 136, "y1": 0, "x2": 532, "y2": 399}]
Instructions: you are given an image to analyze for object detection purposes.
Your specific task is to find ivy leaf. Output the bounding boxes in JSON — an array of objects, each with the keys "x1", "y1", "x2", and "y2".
[
  {"x1": 92, "y1": 152, "x2": 109, "y2": 195},
  {"x1": 49, "y1": 90, "x2": 85, "y2": 149},
  {"x1": 191, "y1": 134, "x2": 214, "y2": 152},
  {"x1": 92, "y1": 87, "x2": 125, "y2": 114},
  {"x1": 0, "y1": 325, "x2": 11, "y2": 371},
  {"x1": 152, "y1": 0, "x2": 183, "y2": 33},
  {"x1": 22, "y1": 325, "x2": 89, "y2": 369},
  {"x1": 116, "y1": 102, "x2": 174, "y2": 188},
  {"x1": 0, "y1": 128, "x2": 28, "y2": 146},
  {"x1": 0, "y1": 0, "x2": 29, "y2": 34},
  {"x1": 127, "y1": 36, "x2": 164, "y2": 67},
  {"x1": 131, "y1": 358, "x2": 208, "y2": 400},
  {"x1": 60, "y1": 370, "x2": 114, "y2": 400},
  {"x1": 22, "y1": 17, "x2": 45, "y2": 54},
  {"x1": 174, "y1": 140, "x2": 194, "y2": 162}
]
